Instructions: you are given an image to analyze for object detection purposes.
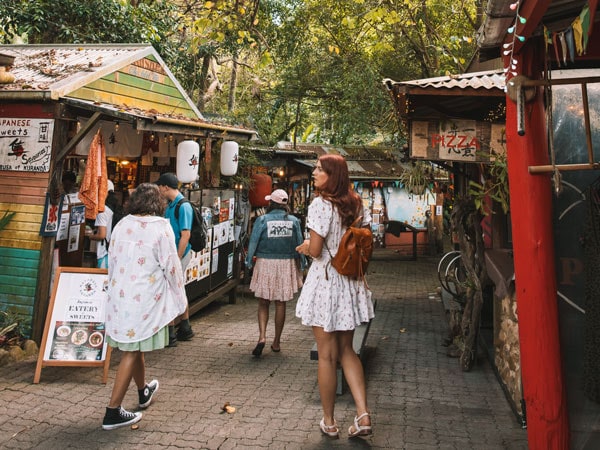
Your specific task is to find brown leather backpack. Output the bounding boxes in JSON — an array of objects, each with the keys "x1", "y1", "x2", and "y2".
[{"x1": 327, "y1": 216, "x2": 373, "y2": 280}]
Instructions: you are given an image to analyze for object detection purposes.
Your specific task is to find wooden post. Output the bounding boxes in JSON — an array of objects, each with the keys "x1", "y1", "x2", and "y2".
[{"x1": 505, "y1": 44, "x2": 569, "y2": 448}]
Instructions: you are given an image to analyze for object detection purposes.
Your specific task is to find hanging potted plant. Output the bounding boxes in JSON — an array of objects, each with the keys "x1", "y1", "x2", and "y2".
[{"x1": 400, "y1": 161, "x2": 430, "y2": 196}]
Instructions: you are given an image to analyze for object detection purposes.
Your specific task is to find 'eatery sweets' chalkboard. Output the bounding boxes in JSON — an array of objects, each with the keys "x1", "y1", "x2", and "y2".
[{"x1": 34, "y1": 267, "x2": 112, "y2": 384}]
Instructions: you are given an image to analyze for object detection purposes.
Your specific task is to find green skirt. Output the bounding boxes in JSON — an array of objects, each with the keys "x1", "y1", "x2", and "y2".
[{"x1": 106, "y1": 326, "x2": 168, "y2": 352}]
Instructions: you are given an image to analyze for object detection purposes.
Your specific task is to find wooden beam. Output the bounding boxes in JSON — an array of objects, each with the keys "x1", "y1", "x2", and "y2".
[{"x1": 54, "y1": 111, "x2": 103, "y2": 163}]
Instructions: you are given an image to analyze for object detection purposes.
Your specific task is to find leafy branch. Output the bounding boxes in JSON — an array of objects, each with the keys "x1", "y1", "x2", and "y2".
[
  {"x1": 468, "y1": 151, "x2": 509, "y2": 215},
  {"x1": 0, "y1": 210, "x2": 16, "y2": 231}
]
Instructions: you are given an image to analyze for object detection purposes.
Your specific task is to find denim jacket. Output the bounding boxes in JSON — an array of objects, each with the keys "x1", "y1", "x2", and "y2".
[{"x1": 245, "y1": 210, "x2": 306, "y2": 269}]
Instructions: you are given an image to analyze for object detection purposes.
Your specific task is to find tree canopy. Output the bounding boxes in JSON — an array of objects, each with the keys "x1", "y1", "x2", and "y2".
[{"x1": 0, "y1": 0, "x2": 481, "y2": 147}]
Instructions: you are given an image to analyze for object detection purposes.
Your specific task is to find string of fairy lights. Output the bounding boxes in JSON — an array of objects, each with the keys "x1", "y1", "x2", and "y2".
[{"x1": 502, "y1": 1, "x2": 527, "y2": 81}]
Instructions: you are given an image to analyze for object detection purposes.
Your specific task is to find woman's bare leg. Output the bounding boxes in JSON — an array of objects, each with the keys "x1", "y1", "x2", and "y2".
[
  {"x1": 338, "y1": 330, "x2": 371, "y2": 428},
  {"x1": 272, "y1": 301, "x2": 286, "y2": 350},
  {"x1": 108, "y1": 351, "x2": 142, "y2": 408},
  {"x1": 313, "y1": 326, "x2": 339, "y2": 426},
  {"x1": 257, "y1": 298, "x2": 270, "y2": 343}
]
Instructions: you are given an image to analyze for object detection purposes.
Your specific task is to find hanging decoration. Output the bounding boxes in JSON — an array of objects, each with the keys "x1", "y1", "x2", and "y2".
[
  {"x1": 220, "y1": 141, "x2": 239, "y2": 176},
  {"x1": 504, "y1": 0, "x2": 596, "y2": 80},
  {"x1": 79, "y1": 129, "x2": 108, "y2": 220},
  {"x1": 248, "y1": 173, "x2": 272, "y2": 207},
  {"x1": 543, "y1": 3, "x2": 596, "y2": 68},
  {"x1": 502, "y1": 0, "x2": 527, "y2": 82},
  {"x1": 176, "y1": 140, "x2": 200, "y2": 183}
]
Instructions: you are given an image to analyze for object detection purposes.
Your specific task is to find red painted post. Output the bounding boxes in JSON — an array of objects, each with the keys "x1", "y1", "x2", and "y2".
[{"x1": 505, "y1": 45, "x2": 570, "y2": 448}]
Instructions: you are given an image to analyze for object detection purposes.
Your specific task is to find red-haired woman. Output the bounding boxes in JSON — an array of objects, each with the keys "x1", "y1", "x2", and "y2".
[{"x1": 296, "y1": 154, "x2": 374, "y2": 439}]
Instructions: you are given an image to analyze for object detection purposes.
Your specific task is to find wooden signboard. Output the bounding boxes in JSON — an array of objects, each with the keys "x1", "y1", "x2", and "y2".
[
  {"x1": 34, "y1": 267, "x2": 112, "y2": 384},
  {"x1": 409, "y1": 119, "x2": 506, "y2": 162}
]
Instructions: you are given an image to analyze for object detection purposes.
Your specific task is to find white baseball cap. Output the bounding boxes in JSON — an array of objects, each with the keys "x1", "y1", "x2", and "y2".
[{"x1": 265, "y1": 189, "x2": 288, "y2": 205}]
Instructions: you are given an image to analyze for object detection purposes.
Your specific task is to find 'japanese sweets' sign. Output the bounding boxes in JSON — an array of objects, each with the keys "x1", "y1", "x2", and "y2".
[{"x1": 0, "y1": 118, "x2": 54, "y2": 172}]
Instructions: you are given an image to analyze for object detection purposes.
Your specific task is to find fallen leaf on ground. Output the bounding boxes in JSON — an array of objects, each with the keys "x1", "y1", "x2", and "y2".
[
  {"x1": 381, "y1": 336, "x2": 389, "y2": 340},
  {"x1": 221, "y1": 402, "x2": 236, "y2": 414},
  {"x1": 399, "y1": 328, "x2": 407, "y2": 333}
]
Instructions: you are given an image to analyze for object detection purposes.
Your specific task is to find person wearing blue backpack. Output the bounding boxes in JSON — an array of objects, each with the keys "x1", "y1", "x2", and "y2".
[{"x1": 156, "y1": 172, "x2": 195, "y2": 347}]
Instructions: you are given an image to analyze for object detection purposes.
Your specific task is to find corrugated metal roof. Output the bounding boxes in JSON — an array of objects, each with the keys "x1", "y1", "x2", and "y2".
[
  {"x1": 1, "y1": 44, "x2": 160, "y2": 96},
  {"x1": 382, "y1": 69, "x2": 506, "y2": 122},
  {"x1": 272, "y1": 143, "x2": 406, "y2": 180},
  {"x1": 383, "y1": 69, "x2": 505, "y2": 91},
  {"x1": 0, "y1": 44, "x2": 256, "y2": 137}
]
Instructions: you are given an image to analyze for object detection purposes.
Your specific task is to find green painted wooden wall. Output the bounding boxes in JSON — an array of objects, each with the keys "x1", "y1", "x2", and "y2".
[{"x1": 0, "y1": 247, "x2": 41, "y2": 321}]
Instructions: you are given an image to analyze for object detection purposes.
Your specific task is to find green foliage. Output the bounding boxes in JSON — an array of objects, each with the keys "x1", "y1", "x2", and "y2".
[
  {"x1": 0, "y1": 210, "x2": 16, "y2": 231},
  {"x1": 468, "y1": 152, "x2": 510, "y2": 215},
  {"x1": 399, "y1": 161, "x2": 432, "y2": 195},
  {"x1": 0, "y1": 309, "x2": 31, "y2": 348},
  {"x1": 0, "y1": 0, "x2": 178, "y2": 53},
  {"x1": 0, "y1": 0, "x2": 481, "y2": 146}
]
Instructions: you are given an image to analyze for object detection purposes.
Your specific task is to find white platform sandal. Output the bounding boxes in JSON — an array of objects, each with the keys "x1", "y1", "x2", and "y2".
[
  {"x1": 348, "y1": 412, "x2": 372, "y2": 437},
  {"x1": 319, "y1": 418, "x2": 339, "y2": 438}
]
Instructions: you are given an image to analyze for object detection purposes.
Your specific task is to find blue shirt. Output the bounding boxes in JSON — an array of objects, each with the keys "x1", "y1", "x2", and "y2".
[{"x1": 165, "y1": 192, "x2": 193, "y2": 257}]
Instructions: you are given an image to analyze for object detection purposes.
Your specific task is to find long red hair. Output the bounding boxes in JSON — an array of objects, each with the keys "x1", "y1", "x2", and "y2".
[{"x1": 316, "y1": 154, "x2": 362, "y2": 227}]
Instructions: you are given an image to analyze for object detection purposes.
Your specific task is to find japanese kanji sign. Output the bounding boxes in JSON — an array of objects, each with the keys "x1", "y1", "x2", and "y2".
[{"x1": 0, "y1": 118, "x2": 54, "y2": 172}]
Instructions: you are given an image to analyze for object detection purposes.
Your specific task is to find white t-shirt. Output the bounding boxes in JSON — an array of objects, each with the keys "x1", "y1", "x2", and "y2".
[{"x1": 94, "y1": 206, "x2": 114, "y2": 259}]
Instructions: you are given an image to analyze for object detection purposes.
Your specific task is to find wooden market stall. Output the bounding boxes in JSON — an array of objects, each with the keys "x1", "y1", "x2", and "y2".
[{"x1": 0, "y1": 44, "x2": 255, "y2": 343}]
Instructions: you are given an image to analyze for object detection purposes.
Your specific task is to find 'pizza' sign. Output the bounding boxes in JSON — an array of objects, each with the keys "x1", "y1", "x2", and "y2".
[{"x1": 410, "y1": 119, "x2": 505, "y2": 163}]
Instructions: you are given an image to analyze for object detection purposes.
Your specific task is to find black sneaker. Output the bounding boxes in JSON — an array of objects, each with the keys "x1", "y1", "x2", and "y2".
[
  {"x1": 102, "y1": 406, "x2": 142, "y2": 430},
  {"x1": 138, "y1": 380, "x2": 159, "y2": 409},
  {"x1": 167, "y1": 334, "x2": 177, "y2": 347},
  {"x1": 176, "y1": 327, "x2": 195, "y2": 341}
]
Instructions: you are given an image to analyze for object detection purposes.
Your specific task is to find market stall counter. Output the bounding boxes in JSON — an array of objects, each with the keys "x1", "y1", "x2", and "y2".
[{"x1": 183, "y1": 188, "x2": 240, "y2": 314}]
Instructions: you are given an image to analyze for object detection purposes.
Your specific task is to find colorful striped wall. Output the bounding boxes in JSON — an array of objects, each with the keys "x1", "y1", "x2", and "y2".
[
  {"x1": 0, "y1": 171, "x2": 47, "y2": 322},
  {"x1": 68, "y1": 56, "x2": 196, "y2": 118}
]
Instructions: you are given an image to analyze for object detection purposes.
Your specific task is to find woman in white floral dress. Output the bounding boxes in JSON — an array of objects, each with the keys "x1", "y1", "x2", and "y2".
[
  {"x1": 102, "y1": 183, "x2": 188, "y2": 430},
  {"x1": 296, "y1": 154, "x2": 374, "y2": 439}
]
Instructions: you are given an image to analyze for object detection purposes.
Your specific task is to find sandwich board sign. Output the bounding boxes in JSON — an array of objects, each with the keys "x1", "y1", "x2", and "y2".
[{"x1": 34, "y1": 267, "x2": 112, "y2": 384}]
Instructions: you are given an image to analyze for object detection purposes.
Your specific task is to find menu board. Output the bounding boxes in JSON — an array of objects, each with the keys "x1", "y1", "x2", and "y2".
[{"x1": 34, "y1": 267, "x2": 112, "y2": 384}]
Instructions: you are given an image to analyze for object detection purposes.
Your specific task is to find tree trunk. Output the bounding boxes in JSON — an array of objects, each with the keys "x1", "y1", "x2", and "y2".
[
  {"x1": 197, "y1": 55, "x2": 212, "y2": 111},
  {"x1": 452, "y1": 196, "x2": 487, "y2": 371},
  {"x1": 228, "y1": 55, "x2": 238, "y2": 112}
]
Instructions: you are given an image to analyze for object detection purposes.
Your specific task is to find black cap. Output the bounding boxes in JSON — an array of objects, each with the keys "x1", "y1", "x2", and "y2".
[{"x1": 155, "y1": 172, "x2": 179, "y2": 189}]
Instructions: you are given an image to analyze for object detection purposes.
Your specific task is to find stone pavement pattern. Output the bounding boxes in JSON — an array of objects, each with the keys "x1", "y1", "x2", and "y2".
[{"x1": 0, "y1": 253, "x2": 528, "y2": 449}]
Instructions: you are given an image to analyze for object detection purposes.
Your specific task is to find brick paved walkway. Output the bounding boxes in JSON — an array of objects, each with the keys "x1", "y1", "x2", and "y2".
[{"x1": 0, "y1": 252, "x2": 528, "y2": 449}]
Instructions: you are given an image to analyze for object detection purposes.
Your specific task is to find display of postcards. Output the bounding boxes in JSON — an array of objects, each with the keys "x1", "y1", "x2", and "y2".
[
  {"x1": 372, "y1": 214, "x2": 380, "y2": 224},
  {"x1": 228, "y1": 221, "x2": 234, "y2": 242},
  {"x1": 212, "y1": 224, "x2": 220, "y2": 248},
  {"x1": 220, "y1": 200, "x2": 230, "y2": 222},
  {"x1": 229, "y1": 197, "x2": 235, "y2": 220}
]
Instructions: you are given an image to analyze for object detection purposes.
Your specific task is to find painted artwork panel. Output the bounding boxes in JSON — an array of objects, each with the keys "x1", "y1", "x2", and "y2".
[{"x1": 384, "y1": 187, "x2": 434, "y2": 228}]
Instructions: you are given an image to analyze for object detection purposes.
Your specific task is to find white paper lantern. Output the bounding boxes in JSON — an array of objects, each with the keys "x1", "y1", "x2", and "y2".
[
  {"x1": 176, "y1": 140, "x2": 200, "y2": 183},
  {"x1": 220, "y1": 141, "x2": 239, "y2": 176}
]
